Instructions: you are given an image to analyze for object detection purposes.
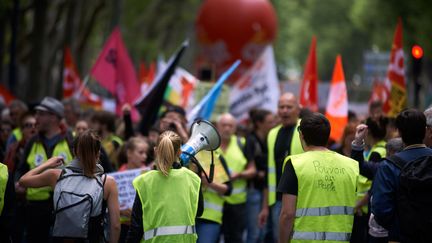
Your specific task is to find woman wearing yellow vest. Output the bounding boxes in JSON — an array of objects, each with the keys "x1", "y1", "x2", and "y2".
[
  {"x1": 126, "y1": 131, "x2": 203, "y2": 242},
  {"x1": 117, "y1": 137, "x2": 151, "y2": 243}
]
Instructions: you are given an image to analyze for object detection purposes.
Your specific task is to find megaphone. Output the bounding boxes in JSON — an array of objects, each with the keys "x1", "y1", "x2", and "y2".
[{"x1": 180, "y1": 119, "x2": 221, "y2": 166}]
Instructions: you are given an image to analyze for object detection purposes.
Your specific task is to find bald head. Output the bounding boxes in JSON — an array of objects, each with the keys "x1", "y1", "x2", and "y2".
[
  {"x1": 278, "y1": 92, "x2": 300, "y2": 127},
  {"x1": 217, "y1": 113, "x2": 237, "y2": 141}
]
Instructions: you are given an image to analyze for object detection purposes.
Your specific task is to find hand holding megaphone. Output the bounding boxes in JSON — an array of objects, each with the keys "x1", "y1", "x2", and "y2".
[
  {"x1": 180, "y1": 119, "x2": 221, "y2": 165},
  {"x1": 179, "y1": 119, "x2": 221, "y2": 183}
]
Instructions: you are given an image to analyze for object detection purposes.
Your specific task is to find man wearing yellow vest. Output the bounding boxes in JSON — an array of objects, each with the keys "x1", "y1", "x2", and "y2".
[
  {"x1": 16, "y1": 97, "x2": 73, "y2": 243},
  {"x1": 217, "y1": 113, "x2": 256, "y2": 243},
  {"x1": 258, "y1": 92, "x2": 304, "y2": 240},
  {"x1": 279, "y1": 113, "x2": 359, "y2": 242},
  {"x1": 6, "y1": 100, "x2": 28, "y2": 149}
]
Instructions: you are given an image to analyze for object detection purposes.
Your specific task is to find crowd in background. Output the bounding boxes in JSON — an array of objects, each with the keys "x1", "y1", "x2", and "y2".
[{"x1": 0, "y1": 94, "x2": 431, "y2": 243}]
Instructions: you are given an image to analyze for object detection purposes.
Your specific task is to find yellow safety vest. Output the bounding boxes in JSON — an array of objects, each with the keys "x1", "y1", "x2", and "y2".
[
  {"x1": 357, "y1": 140, "x2": 387, "y2": 213},
  {"x1": 267, "y1": 121, "x2": 303, "y2": 206},
  {"x1": 26, "y1": 139, "x2": 73, "y2": 201},
  {"x1": 200, "y1": 188, "x2": 225, "y2": 224},
  {"x1": 286, "y1": 150, "x2": 359, "y2": 243},
  {"x1": 133, "y1": 167, "x2": 200, "y2": 243},
  {"x1": 217, "y1": 136, "x2": 248, "y2": 205},
  {"x1": 12, "y1": 128, "x2": 23, "y2": 142},
  {"x1": 0, "y1": 163, "x2": 8, "y2": 215}
]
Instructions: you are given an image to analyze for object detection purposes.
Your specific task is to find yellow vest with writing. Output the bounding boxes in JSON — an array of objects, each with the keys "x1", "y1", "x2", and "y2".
[
  {"x1": 26, "y1": 140, "x2": 73, "y2": 201},
  {"x1": 267, "y1": 121, "x2": 303, "y2": 206},
  {"x1": 286, "y1": 151, "x2": 359, "y2": 243}
]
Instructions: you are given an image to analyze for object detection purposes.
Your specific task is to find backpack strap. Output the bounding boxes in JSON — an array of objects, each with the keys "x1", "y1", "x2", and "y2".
[{"x1": 386, "y1": 155, "x2": 406, "y2": 169}]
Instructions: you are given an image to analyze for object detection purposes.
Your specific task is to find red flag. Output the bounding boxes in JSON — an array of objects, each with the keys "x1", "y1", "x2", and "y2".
[
  {"x1": 138, "y1": 61, "x2": 156, "y2": 94},
  {"x1": 63, "y1": 47, "x2": 82, "y2": 98},
  {"x1": 299, "y1": 36, "x2": 318, "y2": 112},
  {"x1": 90, "y1": 27, "x2": 140, "y2": 120},
  {"x1": 325, "y1": 55, "x2": 348, "y2": 142},
  {"x1": 369, "y1": 79, "x2": 389, "y2": 104},
  {"x1": 383, "y1": 19, "x2": 406, "y2": 116},
  {"x1": 0, "y1": 84, "x2": 15, "y2": 104}
]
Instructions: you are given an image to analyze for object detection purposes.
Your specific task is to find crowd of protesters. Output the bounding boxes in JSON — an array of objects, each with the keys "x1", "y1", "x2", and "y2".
[{"x1": 0, "y1": 93, "x2": 431, "y2": 243}]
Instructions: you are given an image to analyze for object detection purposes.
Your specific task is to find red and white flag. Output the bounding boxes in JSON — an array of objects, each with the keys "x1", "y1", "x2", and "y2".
[
  {"x1": 63, "y1": 47, "x2": 82, "y2": 99},
  {"x1": 91, "y1": 27, "x2": 140, "y2": 120},
  {"x1": 325, "y1": 55, "x2": 348, "y2": 143},
  {"x1": 383, "y1": 19, "x2": 406, "y2": 116},
  {"x1": 299, "y1": 36, "x2": 318, "y2": 111},
  {"x1": 62, "y1": 47, "x2": 115, "y2": 112}
]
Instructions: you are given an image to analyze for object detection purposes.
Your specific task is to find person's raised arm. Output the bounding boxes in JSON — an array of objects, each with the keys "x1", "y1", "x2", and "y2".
[
  {"x1": 18, "y1": 156, "x2": 63, "y2": 189},
  {"x1": 105, "y1": 176, "x2": 121, "y2": 243}
]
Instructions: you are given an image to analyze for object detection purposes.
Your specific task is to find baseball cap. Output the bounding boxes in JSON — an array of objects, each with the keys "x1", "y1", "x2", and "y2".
[{"x1": 35, "y1": 97, "x2": 65, "y2": 118}]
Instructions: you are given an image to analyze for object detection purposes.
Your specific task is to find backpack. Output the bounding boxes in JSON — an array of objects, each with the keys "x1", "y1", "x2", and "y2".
[
  {"x1": 52, "y1": 160, "x2": 106, "y2": 240},
  {"x1": 387, "y1": 155, "x2": 432, "y2": 241}
]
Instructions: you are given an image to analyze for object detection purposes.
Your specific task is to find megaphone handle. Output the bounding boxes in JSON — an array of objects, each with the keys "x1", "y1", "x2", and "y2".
[
  {"x1": 182, "y1": 151, "x2": 212, "y2": 184},
  {"x1": 209, "y1": 151, "x2": 215, "y2": 183}
]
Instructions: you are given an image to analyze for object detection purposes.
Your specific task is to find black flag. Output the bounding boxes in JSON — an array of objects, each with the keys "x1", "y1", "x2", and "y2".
[{"x1": 134, "y1": 40, "x2": 189, "y2": 135}]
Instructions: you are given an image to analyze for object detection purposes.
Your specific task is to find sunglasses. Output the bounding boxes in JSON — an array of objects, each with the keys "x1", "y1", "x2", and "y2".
[{"x1": 23, "y1": 123, "x2": 36, "y2": 129}]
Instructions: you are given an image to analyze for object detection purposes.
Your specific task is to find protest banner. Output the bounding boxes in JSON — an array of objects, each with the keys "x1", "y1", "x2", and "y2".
[{"x1": 109, "y1": 168, "x2": 150, "y2": 210}]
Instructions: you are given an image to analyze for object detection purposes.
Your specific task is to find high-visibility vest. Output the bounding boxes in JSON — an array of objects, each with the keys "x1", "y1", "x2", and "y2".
[
  {"x1": 217, "y1": 135, "x2": 248, "y2": 205},
  {"x1": 133, "y1": 167, "x2": 200, "y2": 242},
  {"x1": 12, "y1": 128, "x2": 23, "y2": 142},
  {"x1": 26, "y1": 140, "x2": 73, "y2": 201},
  {"x1": 357, "y1": 140, "x2": 386, "y2": 213},
  {"x1": 286, "y1": 150, "x2": 359, "y2": 243},
  {"x1": 267, "y1": 121, "x2": 303, "y2": 206},
  {"x1": 200, "y1": 187, "x2": 225, "y2": 224},
  {"x1": 0, "y1": 163, "x2": 8, "y2": 215}
]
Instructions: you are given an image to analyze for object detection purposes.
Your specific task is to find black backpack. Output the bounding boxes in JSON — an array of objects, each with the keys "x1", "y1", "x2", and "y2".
[{"x1": 387, "y1": 155, "x2": 432, "y2": 242}]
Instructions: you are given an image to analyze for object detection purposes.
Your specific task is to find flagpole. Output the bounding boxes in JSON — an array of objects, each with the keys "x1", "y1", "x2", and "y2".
[{"x1": 74, "y1": 74, "x2": 90, "y2": 100}]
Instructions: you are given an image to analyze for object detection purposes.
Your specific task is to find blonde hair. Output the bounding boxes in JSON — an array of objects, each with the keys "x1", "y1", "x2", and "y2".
[{"x1": 155, "y1": 131, "x2": 182, "y2": 176}]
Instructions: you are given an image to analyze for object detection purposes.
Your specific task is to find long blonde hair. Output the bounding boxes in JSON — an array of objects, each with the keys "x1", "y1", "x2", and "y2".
[{"x1": 155, "y1": 131, "x2": 182, "y2": 176}]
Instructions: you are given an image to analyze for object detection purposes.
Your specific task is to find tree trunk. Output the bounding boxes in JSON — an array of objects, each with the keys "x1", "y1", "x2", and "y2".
[{"x1": 27, "y1": 0, "x2": 48, "y2": 101}]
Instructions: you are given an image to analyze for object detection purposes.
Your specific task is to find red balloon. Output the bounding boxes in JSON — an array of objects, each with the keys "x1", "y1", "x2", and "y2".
[{"x1": 196, "y1": 0, "x2": 277, "y2": 83}]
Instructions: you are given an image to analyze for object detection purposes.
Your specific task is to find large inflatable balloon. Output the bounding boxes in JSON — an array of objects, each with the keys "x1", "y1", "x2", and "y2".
[{"x1": 196, "y1": 0, "x2": 277, "y2": 83}]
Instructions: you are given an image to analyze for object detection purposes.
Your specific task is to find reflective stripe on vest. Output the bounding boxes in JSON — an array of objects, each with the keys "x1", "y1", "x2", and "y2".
[
  {"x1": 204, "y1": 201, "x2": 223, "y2": 212},
  {"x1": 218, "y1": 136, "x2": 247, "y2": 204},
  {"x1": 357, "y1": 140, "x2": 387, "y2": 213},
  {"x1": 288, "y1": 151, "x2": 359, "y2": 243},
  {"x1": 26, "y1": 140, "x2": 73, "y2": 201},
  {"x1": 267, "y1": 121, "x2": 303, "y2": 206},
  {"x1": 0, "y1": 163, "x2": 8, "y2": 215},
  {"x1": 200, "y1": 186, "x2": 225, "y2": 224},
  {"x1": 296, "y1": 206, "x2": 354, "y2": 217},
  {"x1": 292, "y1": 232, "x2": 351, "y2": 241},
  {"x1": 144, "y1": 225, "x2": 196, "y2": 241}
]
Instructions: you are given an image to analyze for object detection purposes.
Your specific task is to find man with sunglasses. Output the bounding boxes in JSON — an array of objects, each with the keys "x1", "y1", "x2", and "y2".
[{"x1": 16, "y1": 97, "x2": 74, "y2": 243}]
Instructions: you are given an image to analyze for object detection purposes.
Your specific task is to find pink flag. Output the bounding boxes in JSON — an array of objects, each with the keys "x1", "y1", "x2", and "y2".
[{"x1": 91, "y1": 27, "x2": 140, "y2": 120}]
